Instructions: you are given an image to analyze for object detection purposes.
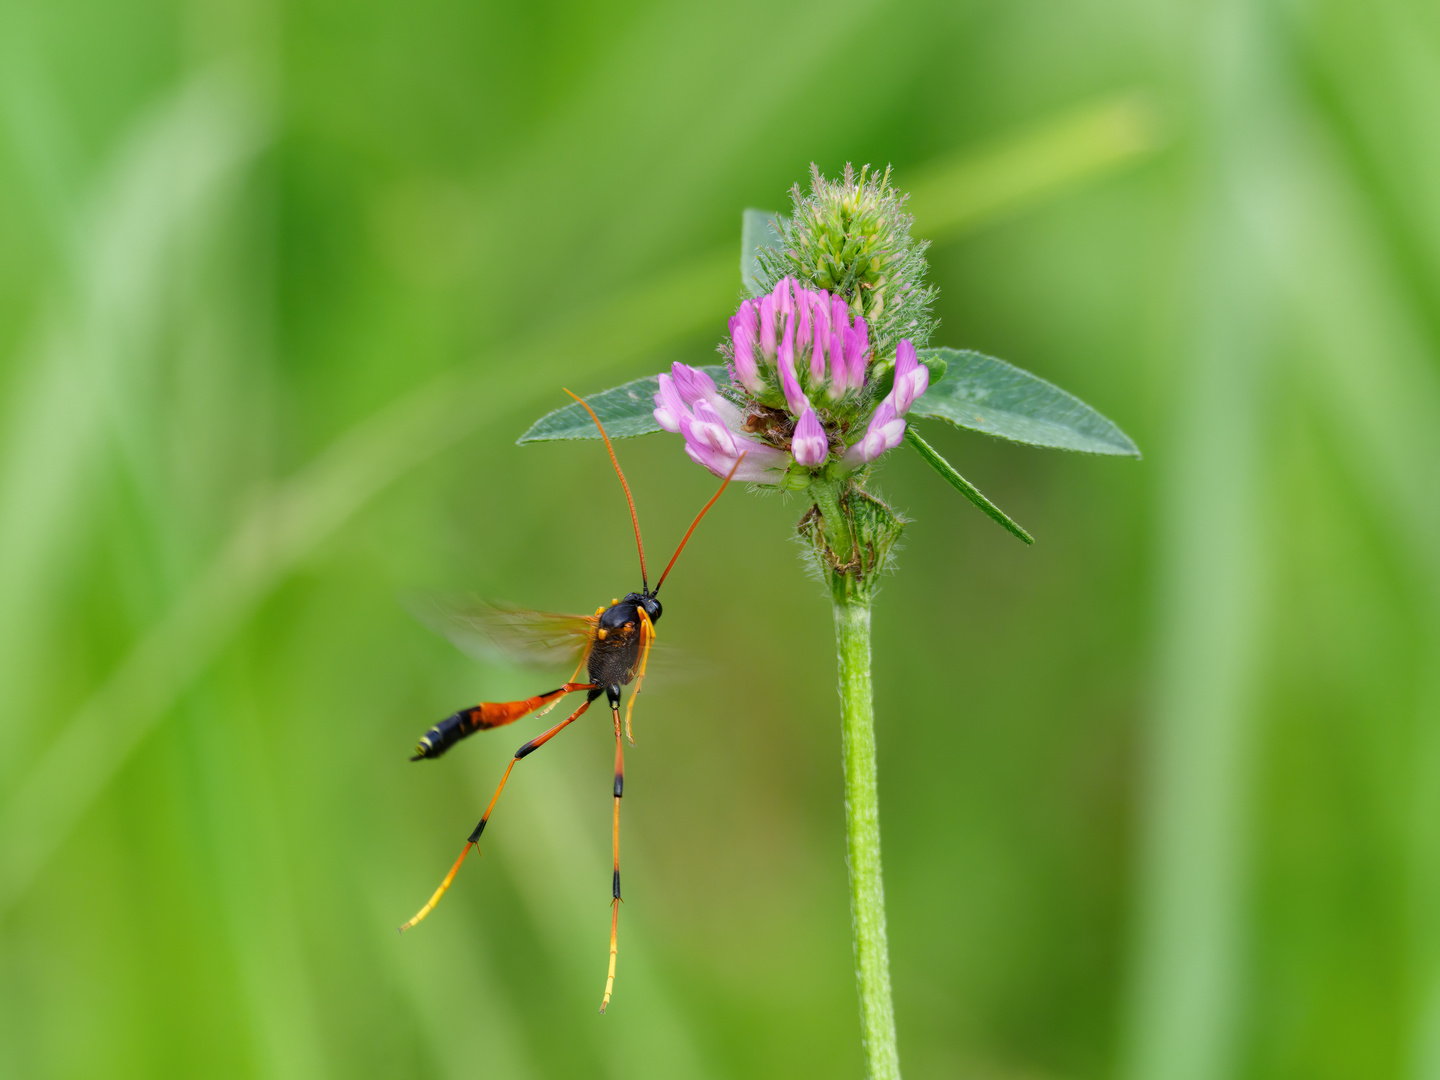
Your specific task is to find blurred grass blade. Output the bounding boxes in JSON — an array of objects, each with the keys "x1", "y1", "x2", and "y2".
[
  {"x1": 913, "y1": 347, "x2": 1140, "y2": 455},
  {"x1": 904, "y1": 426, "x2": 1033, "y2": 543},
  {"x1": 1223, "y1": 56, "x2": 1440, "y2": 1080},
  {"x1": 518, "y1": 364, "x2": 727, "y2": 442},
  {"x1": 0, "y1": 17, "x2": 82, "y2": 245},
  {"x1": 1121, "y1": 21, "x2": 1270, "y2": 1080},
  {"x1": 908, "y1": 90, "x2": 1163, "y2": 241},
  {"x1": 0, "y1": 70, "x2": 265, "y2": 775},
  {"x1": 741, "y1": 207, "x2": 785, "y2": 297}
]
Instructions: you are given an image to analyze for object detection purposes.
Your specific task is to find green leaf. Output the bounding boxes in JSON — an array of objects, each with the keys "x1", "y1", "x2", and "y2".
[
  {"x1": 517, "y1": 365, "x2": 729, "y2": 442},
  {"x1": 913, "y1": 347, "x2": 1140, "y2": 456},
  {"x1": 741, "y1": 208, "x2": 785, "y2": 297},
  {"x1": 904, "y1": 426, "x2": 1034, "y2": 544}
]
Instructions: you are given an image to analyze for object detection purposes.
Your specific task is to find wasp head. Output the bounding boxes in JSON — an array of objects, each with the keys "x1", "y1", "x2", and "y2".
[{"x1": 623, "y1": 591, "x2": 662, "y2": 624}]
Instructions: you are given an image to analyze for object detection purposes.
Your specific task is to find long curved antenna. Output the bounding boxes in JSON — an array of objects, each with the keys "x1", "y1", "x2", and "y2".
[
  {"x1": 654, "y1": 452, "x2": 744, "y2": 595},
  {"x1": 564, "y1": 389, "x2": 648, "y2": 591}
]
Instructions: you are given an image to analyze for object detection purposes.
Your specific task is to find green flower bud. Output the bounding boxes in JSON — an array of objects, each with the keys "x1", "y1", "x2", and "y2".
[{"x1": 755, "y1": 164, "x2": 937, "y2": 359}]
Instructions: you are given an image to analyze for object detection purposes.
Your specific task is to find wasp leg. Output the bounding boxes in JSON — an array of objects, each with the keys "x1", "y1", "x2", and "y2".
[
  {"x1": 601, "y1": 683, "x2": 624, "y2": 1012},
  {"x1": 400, "y1": 688, "x2": 604, "y2": 933},
  {"x1": 623, "y1": 609, "x2": 655, "y2": 746}
]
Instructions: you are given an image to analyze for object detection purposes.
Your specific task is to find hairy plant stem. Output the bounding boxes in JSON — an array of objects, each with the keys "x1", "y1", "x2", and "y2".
[
  {"x1": 807, "y1": 479, "x2": 902, "y2": 1079},
  {"x1": 834, "y1": 589, "x2": 900, "y2": 1080},
  {"x1": 810, "y1": 481, "x2": 854, "y2": 566}
]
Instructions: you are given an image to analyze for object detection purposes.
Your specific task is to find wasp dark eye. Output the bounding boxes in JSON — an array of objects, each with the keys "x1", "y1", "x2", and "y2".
[{"x1": 642, "y1": 596, "x2": 662, "y2": 623}]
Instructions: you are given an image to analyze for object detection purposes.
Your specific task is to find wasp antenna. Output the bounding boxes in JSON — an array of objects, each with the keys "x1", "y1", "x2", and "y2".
[
  {"x1": 653, "y1": 452, "x2": 745, "y2": 595},
  {"x1": 564, "y1": 388, "x2": 648, "y2": 591}
]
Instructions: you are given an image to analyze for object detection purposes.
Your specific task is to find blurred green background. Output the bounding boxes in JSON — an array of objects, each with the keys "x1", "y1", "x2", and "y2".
[{"x1": 2, "y1": 0, "x2": 1438, "y2": 1077}]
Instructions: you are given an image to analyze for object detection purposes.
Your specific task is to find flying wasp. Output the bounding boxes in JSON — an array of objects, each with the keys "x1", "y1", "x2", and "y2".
[{"x1": 399, "y1": 390, "x2": 741, "y2": 1013}]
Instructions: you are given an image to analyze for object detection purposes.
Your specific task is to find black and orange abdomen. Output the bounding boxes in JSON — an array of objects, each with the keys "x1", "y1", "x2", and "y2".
[{"x1": 411, "y1": 683, "x2": 591, "y2": 760}]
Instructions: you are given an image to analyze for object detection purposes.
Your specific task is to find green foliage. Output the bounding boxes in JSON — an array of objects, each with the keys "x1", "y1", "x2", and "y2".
[
  {"x1": 903, "y1": 427, "x2": 1033, "y2": 544},
  {"x1": 517, "y1": 365, "x2": 727, "y2": 442},
  {"x1": 912, "y1": 347, "x2": 1140, "y2": 455}
]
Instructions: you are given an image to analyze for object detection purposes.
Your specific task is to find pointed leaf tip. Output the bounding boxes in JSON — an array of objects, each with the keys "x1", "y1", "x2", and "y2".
[
  {"x1": 904, "y1": 426, "x2": 1034, "y2": 544},
  {"x1": 913, "y1": 348, "x2": 1140, "y2": 457}
]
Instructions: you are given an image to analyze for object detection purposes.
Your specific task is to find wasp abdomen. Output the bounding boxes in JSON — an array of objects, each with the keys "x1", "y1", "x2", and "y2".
[
  {"x1": 411, "y1": 708, "x2": 481, "y2": 760},
  {"x1": 410, "y1": 687, "x2": 575, "y2": 761}
]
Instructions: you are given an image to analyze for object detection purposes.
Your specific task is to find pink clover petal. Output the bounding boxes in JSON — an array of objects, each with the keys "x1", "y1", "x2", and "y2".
[
  {"x1": 809, "y1": 332, "x2": 827, "y2": 383},
  {"x1": 759, "y1": 295, "x2": 778, "y2": 361},
  {"x1": 669, "y1": 361, "x2": 745, "y2": 427},
  {"x1": 776, "y1": 317, "x2": 809, "y2": 415},
  {"x1": 732, "y1": 437, "x2": 790, "y2": 475},
  {"x1": 683, "y1": 399, "x2": 740, "y2": 456},
  {"x1": 773, "y1": 276, "x2": 794, "y2": 318},
  {"x1": 730, "y1": 306, "x2": 762, "y2": 393},
  {"x1": 894, "y1": 339, "x2": 918, "y2": 377},
  {"x1": 891, "y1": 340, "x2": 929, "y2": 415},
  {"x1": 708, "y1": 395, "x2": 746, "y2": 431},
  {"x1": 809, "y1": 291, "x2": 831, "y2": 372},
  {"x1": 828, "y1": 337, "x2": 848, "y2": 395},
  {"x1": 670, "y1": 361, "x2": 717, "y2": 405},
  {"x1": 829, "y1": 295, "x2": 849, "y2": 389},
  {"x1": 807, "y1": 293, "x2": 828, "y2": 382},
  {"x1": 795, "y1": 282, "x2": 813, "y2": 356},
  {"x1": 791, "y1": 406, "x2": 829, "y2": 467},
  {"x1": 845, "y1": 316, "x2": 871, "y2": 389},
  {"x1": 683, "y1": 442, "x2": 737, "y2": 479},
  {"x1": 844, "y1": 400, "x2": 906, "y2": 466},
  {"x1": 652, "y1": 373, "x2": 687, "y2": 433},
  {"x1": 684, "y1": 437, "x2": 788, "y2": 483},
  {"x1": 902, "y1": 363, "x2": 929, "y2": 413},
  {"x1": 733, "y1": 297, "x2": 759, "y2": 337}
]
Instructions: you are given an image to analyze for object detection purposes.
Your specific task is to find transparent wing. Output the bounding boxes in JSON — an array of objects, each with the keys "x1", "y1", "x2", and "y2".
[{"x1": 407, "y1": 594, "x2": 597, "y2": 669}]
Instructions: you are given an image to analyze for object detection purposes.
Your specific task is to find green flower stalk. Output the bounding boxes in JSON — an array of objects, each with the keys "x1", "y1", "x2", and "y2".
[
  {"x1": 522, "y1": 163, "x2": 1140, "y2": 1079},
  {"x1": 656, "y1": 168, "x2": 929, "y2": 1078}
]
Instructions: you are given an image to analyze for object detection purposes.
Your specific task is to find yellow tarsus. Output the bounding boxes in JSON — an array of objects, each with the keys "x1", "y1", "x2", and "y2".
[
  {"x1": 625, "y1": 608, "x2": 655, "y2": 746},
  {"x1": 600, "y1": 898, "x2": 619, "y2": 1013},
  {"x1": 399, "y1": 842, "x2": 473, "y2": 932}
]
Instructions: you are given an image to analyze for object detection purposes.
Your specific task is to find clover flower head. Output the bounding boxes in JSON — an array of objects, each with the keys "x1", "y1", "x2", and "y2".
[{"x1": 656, "y1": 165, "x2": 939, "y2": 488}]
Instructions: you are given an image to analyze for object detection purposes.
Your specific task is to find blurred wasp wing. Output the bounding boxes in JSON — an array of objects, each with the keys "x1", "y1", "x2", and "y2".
[{"x1": 407, "y1": 594, "x2": 597, "y2": 669}]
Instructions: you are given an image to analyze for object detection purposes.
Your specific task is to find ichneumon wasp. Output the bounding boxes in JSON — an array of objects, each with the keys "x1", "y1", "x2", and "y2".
[{"x1": 399, "y1": 389, "x2": 742, "y2": 1013}]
